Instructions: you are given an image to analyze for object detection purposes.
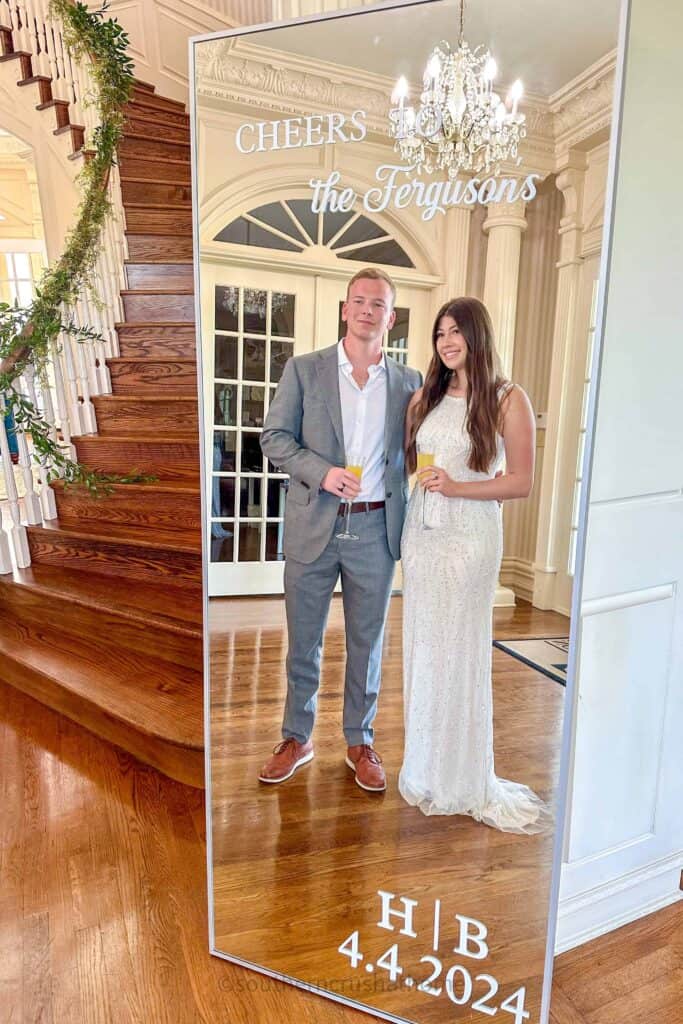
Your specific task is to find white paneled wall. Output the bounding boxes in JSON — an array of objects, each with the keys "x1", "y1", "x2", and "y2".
[{"x1": 556, "y1": 0, "x2": 683, "y2": 951}]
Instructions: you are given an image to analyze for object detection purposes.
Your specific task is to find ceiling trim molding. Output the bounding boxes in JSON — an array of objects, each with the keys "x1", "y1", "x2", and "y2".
[{"x1": 196, "y1": 39, "x2": 614, "y2": 167}]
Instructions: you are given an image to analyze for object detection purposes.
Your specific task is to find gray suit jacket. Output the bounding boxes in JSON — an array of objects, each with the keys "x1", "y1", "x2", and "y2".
[{"x1": 260, "y1": 344, "x2": 422, "y2": 564}]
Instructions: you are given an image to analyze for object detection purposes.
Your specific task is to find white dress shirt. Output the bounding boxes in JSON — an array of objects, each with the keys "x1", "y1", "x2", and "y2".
[{"x1": 337, "y1": 339, "x2": 387, "y2": 502}]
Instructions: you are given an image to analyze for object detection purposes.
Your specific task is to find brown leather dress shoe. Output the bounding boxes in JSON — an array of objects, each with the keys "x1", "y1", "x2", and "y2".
[
  {"x1": 258, "y1": 737, "x2": 314, "y2": 784},
  {"x1": 345, "y1": 744, "x2": 386, "y2": 792}
]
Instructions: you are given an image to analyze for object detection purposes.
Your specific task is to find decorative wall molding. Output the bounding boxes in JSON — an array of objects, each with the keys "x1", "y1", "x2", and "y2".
[
  {"x1": 556, "y1": 852, "x2": 683, "y2": 953},
  {"x1": 549, "y1": 51, "x2": 616, "y2": 156},
  {"x1": 500, "y1": 556, "x2": 535, "y2": 603}
]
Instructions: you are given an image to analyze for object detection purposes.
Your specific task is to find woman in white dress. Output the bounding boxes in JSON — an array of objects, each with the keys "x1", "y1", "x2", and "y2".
[{"x1": 399, "y1": 297, "x2": 551, "y2": 834}]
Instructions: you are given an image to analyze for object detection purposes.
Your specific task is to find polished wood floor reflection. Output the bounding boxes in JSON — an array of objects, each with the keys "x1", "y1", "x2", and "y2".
[
  {"x1": 1, "y1": 674, "x2": 681, "y2": 1024},
  {"x1": 210, "y1": 596, "x2": 568, "y2": 1023}
]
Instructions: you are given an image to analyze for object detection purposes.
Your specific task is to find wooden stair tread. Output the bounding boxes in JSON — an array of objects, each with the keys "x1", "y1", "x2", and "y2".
[
  {"x1": 121, "y1": 156, "x2": 190, "y2": 167},
  {"x1": 121, "y1": 178, "x2": 191, "y2": 188},
  {"x1": 78, "y1": 432, "x2": 198, "y2": 443},
  {"x1": 5, "y1": 563, "x2": 202, "y2": 634},
  {"x1": 115, "y1": 319, "x2": 194, "y2": 326},
  {"x1": 121, "y1": 203, "x2": 192, "y2": 211},
  {"x1": 107, "y1": 357, "x2": 196, "y2": 365},
  {"x1": 0, "y1": 617, "x2": 202, "y2": 747},
  {"x1": 123, "y1": 258, "x2": 193, "y2": 265},
  {"x1": 114, "y1": 317, "x2": 193, "y2": 325},
  {"x1": 122, "y1": 131, "x2": 190, "y2": 144},
  {"x1": 93, "y1": 393, "x2": 197, "y2": 403},
  {"x1": 124, "y1": 93, "x2": 186, "y2": 112},
  {"x1": 50, "y1": 477, "x2": 198, "y2": 496},
  {"x1": 30, "y1": 519, "x2": 201, "y2": 553},
  {"x1": 119, "y1": 288, "x2": 194, "y2": 295}
]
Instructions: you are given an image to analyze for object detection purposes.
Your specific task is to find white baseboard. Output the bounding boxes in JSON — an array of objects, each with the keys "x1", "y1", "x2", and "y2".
[{"x1": 555, "y1": 853, "x2": 683, "y2": 953}]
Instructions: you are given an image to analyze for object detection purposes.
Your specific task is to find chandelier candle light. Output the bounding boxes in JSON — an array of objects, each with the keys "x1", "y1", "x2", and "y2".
[{"x1": 389, "y1": 0, "x2": 526, "y2": 178}]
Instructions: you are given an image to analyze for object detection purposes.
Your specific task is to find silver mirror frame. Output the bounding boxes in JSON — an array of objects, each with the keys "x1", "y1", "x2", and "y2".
[{"x1": 189, "y1": 1, "x2": 632, "y2": 1019}]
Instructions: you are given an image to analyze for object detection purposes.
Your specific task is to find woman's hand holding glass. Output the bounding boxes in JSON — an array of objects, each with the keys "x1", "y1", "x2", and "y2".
[{"x1": 419, "y1": 465, "x2": 457, "y2": 497}]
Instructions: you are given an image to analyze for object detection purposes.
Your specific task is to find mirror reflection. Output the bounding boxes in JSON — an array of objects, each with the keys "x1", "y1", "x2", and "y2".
[{"x1": 195, "y1": 1, "x2": 620, "y2": 1020}]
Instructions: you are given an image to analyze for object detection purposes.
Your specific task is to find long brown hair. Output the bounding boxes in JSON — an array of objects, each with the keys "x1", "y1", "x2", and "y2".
[{"x1": 407, "y1": 297, "x2": 509, "y2": 474}]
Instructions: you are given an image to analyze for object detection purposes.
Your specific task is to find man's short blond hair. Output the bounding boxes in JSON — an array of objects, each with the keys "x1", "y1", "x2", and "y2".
[{"x1": 346, "y1": 267, "x2": 396, "y2": 308}]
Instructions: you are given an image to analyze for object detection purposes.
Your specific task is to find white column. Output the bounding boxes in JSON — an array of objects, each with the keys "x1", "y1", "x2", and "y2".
[
  {"x1": 437, "y1": 206, "x2": 471, "y2": 304},
  {"x1": 533, "y1": 161, "x2": 585, "y2": 609},
  {"x1": 482, "y1": 196, "x2": 527, "y2": 607},
  {"x1": 482, "y1": 197, "x2": 527, "y2": 378}
]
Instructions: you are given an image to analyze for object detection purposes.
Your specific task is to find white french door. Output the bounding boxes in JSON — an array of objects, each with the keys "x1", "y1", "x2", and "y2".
[{"x1": 203, "y1": 264, "x2": 315, "y2": 596}]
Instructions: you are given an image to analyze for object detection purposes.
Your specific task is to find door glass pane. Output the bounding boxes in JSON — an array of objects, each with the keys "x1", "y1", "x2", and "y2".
[
  {"x1": 270, "y1": 340, "x2": 293, "y2": 382},
  {"x1": 242, "y1": 386, "x2": 265, "y2": 427},
  {"x1": 215, "y1": 335, "x2": 238, "y2": 379},
  {"x1": 271, "y1": 293, "x2": 295, "y2": 337},
  {"x1": 239, "y1": 477, "x2": 263, "y2": 517},
  {"x1": 243, "y1": 290, "x2": 267, "y2": 334},
  {"x1": 265, "y1": 523, "x2": 285, "y2": 561},
  {"x1": 266, "y1": 478, "x2": 287, "y2": 518},
  {"x1": 214, "y1": 383, "x2": 236, "y2": 426},
  {"x1": 213, "y1": 477, "x2": 235, "y2": 518},
  {"x1": 388, "y1": 307, "x2": 410, "y2": 349},
  {"x1": 250, "y1": 202, "x2": 308, "y2": 244},
  {"x1": 211, "y1": 531, "x2": 234, "y2": 562},
  {"x1": 239, "y1": 522, "x2": 261, "y2": 561},
  {"x1": 215, "y1": 286, "x2": 239, "y2": 332},
  {"x1": 285, "y1": 200, "x2": 318, "y2": 243},
  {"x1": 213, "y1": 432, "x2": 236, "y2": 472},
  {"x1": 242, "y1": 433, "x2": 263, "y2": 473},
  {"x1": 243, "y1": 338, "x2": 266, "y2": 381}
]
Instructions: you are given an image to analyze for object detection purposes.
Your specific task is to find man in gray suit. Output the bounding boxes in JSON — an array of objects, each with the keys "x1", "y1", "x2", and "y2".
[{"x1": 258, "y1": 267, "x2": 421, "y2": 792}]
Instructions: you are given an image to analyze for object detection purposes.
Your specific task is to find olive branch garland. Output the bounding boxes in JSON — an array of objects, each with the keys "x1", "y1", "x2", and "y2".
[{"x1": 0, "y1": 1, "x2": 156, "y2": 495}]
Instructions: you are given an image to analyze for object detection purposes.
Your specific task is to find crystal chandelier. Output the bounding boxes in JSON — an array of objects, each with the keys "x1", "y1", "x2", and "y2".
[{"x1": 389, "y1": 0, "x2": 526, "y2": 179}]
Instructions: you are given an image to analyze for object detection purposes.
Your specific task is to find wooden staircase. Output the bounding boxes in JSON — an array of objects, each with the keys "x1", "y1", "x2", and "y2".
[{"x1": 0, "y1": 74, "x2": 205, "y2": 787}]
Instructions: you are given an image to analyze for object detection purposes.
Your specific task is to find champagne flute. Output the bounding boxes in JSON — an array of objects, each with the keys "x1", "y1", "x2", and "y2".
[
  {"x1": 417, "y1": 442, "x2": 435, "y2": 530},
  {"x1": 336, "y1": 452, "x2": 364, "y2": 540}
]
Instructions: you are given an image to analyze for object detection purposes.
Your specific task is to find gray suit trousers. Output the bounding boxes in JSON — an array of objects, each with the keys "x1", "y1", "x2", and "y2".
[{"x1": 282, "y1": 507, "x2": 395, "y2": 746}]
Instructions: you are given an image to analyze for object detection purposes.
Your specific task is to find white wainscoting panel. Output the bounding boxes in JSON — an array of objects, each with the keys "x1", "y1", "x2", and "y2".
[{"x1": 556, "y1": 0, "x2": 683, "y2": 954}]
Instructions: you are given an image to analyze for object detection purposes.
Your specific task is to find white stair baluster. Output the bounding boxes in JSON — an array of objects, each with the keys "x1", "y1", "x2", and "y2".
[
  {"x1": 0, "y1": 393, "x2": 30, "y2": 568},
  {"x1": 24, "y1": 364, "x2": 57, "y2": 519},
  {"x1": 31, "y1": 0, "x2": 50, "y2": 79},
  {"x1": 0, "y1": 403, "x2": 17, "y2": 572},
  {"x1": 14, "y1": 377, "x2": 43, "y2": 525},
  {"x1": 48, "y1": 338, "x2": 77, "y2": 462},
  {"x1": 13, "y1": 0, "x2": 31, "y2": 53},
  {"x1": 58, "y1": 325, "x2": 86, "y2": 436}
]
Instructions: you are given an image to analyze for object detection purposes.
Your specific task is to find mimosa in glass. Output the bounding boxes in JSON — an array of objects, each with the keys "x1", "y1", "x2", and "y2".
[
  {"x1": 417, "y1": 443, "x2": 435, "y2": 530},
  {"x1": 336, "y1": 453, "x2": 364, "y2": 540}
]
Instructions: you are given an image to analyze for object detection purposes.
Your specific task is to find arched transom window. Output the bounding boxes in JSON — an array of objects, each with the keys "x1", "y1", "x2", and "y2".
[{"x1": 214, "y1": 200, "x2": 415, "y2": 268}]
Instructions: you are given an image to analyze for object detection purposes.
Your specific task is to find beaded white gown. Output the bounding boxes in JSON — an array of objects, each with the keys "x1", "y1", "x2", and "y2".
[{"x1": 399, "y1": 393, "x2": 551, "y2": 834}]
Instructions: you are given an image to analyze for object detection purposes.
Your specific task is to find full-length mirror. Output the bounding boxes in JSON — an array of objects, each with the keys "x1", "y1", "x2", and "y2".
[{"x1": 192, "y1": 1, "x2": 621, "y2": 1019}]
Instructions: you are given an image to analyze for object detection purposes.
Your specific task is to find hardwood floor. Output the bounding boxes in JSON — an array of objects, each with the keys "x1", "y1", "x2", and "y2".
[
  {"x1": 1, "y1": 628, "x2": 681, "y2": 1024},
  {"x1": 208, "y1": 595, "x2": 567, "y2": 1023}
]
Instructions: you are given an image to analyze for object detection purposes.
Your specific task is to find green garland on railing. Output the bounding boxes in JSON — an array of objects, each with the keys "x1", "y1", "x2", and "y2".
[{"x1": 0, "y1": 1, "x2": 154, "y2": 494}]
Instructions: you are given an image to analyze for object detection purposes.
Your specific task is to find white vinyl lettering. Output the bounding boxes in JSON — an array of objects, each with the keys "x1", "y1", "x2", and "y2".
[
  {"x1": 304, "y1": 114, "x2": 325, "y2": 147},
  {"x1": 377, "y1": 889, "x2": 418, "y2": 937},
  {"x1": 283, "y1": 118, "x2": 303, "y2": 149},
  {"x1": 453, "y1": 914, "x2": 489, "y2": 960},
  {"x1": 235, "y1": 123, "x2": 256, "y2": 155}
]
